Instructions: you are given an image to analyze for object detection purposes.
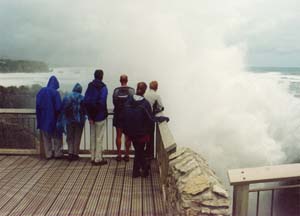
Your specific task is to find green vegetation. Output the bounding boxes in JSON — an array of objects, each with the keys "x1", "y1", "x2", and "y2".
[
  {"x1": 0, "y1": 84, "x2": 42, "y2": 108},
  {"x1": 0, "y1": 58, "x2": 49, "y2": 72}
]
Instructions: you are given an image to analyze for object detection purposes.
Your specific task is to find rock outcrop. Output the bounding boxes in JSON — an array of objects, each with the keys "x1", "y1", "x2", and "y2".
[
  {"x1": 0, "y1": 58, "x2": 49, "y2": 73},
  {"x1": 165, "y1": 147, "x2": 230, "y2": 216}
]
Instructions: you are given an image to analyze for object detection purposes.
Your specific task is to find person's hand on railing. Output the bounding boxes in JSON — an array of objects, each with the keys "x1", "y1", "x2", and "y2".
[{"x1": 157, "y1": 116, "x2": 169, "y2": 123}]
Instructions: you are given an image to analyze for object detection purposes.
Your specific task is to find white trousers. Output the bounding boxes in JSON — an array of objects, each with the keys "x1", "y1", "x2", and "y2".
[{"x1": 90, "y1": 120, "x2": 105, "y2": 162}]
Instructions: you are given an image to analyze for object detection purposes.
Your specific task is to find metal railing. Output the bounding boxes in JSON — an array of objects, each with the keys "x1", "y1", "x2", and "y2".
[
  {"x1": 0, "y1": 109, "x2": 38, "y2": 154},
  {"x1": 228, "y1": 163, "x2": 300, "y2": 216},
  {"x1": 0, "y1": 108, "x2": 134, "y2": 156}
]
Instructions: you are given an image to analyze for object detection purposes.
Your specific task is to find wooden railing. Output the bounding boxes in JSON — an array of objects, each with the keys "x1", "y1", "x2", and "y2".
[
  {"x1": 0, "y1": 109, "x2": 172, "y2": 160},
  {"x1": 228, "y1": 163, "x2": 300, "y2": 216},
  {"x1": 0, "y1": 108, "x2": 133, "y2": 156},
  {"x1": 155, "y1": 121, "x2": 177, "y2": 205}
]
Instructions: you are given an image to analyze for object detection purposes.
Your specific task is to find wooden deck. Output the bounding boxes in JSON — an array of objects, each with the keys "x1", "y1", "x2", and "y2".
[{"x1": 0, "y1": 155, "x2": 165, "y2": 216}]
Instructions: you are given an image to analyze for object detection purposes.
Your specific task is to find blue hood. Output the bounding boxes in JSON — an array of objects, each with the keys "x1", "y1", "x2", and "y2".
[
  {"x1": 72, "y1": 83, "x2": 82, "y2": 93},
  {"x1": 47, "y1": 76, "x2": 59, "y2": 89}
]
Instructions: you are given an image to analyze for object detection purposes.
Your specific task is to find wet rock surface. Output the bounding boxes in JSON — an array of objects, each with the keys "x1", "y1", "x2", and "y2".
[{"x1": 165, "y1": 147, "x2": 230, "y2": 216}]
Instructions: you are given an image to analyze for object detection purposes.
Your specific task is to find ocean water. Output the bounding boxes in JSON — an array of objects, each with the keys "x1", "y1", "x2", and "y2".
[
  {"x1": 1, "y1": 66, "x2": 300, "y2": 107},
  {"x1": 248, "y1": 66, "x2": 300, "y2": 96}
]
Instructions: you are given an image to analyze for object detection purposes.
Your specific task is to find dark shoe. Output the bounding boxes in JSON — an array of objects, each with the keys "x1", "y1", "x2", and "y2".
[
  {"x1": 91, "y1": 161, "x2": 96, "y2": 165},
  {"x1": 123, "y1": 155, "x2": 130, "y2": 162},
  {"x1": 94, "y1": 160, "x2": 108, "y2": 166},
  {"x1": 115, "y1": 156, "x2": 122, "y2": 162},
  {"x1": 68, "y1": 154, "x2": 74, "y2": 161},
  {"x1": 132, "y1": 172, "x2": 141, "y2": 178},
  {"x1": 54, "y1": 155, "x2": 65, "y2": 160},
  {"x1": 73, "y1": 155, "x2": 80, "y2": 160}
]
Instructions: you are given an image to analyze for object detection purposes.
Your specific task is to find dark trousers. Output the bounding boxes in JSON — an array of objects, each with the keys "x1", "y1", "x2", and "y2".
[
  {"x1": 132, "y1": 141, "x2": 147, "y2": 175},
  {"x1": 66, "y1": 122, "x2": 83, "y2": 156},
  {"x1": 145, "y1": 122, "x2": 155, "y2": 159}
]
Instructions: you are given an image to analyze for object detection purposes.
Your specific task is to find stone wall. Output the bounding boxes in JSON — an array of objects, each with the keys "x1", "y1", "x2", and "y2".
[{"x1": 165, "y1": 147, "x2": 230, "y2": 216}]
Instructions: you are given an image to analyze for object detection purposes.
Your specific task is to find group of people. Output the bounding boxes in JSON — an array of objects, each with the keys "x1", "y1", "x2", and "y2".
[{"x1": 36, "y1": 69, "x2": 168, "y2": 178}]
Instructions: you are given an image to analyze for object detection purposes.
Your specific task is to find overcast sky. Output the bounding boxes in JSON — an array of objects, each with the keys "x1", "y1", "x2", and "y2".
[{"x1": 0, "y1": 0, "x2": 299, "y2": 67}]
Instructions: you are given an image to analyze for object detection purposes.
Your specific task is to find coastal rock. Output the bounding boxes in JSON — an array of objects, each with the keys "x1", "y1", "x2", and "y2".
[
  {"x1": 183, "y1": 175, "x2": 210, "y2": 195},
  {"x1": 165, "y1": 147, "x2": 230, "y2": 216},
  {"x1": 201, "y1": 198, "x2": 230, "y2": 207},
  {"x1": 0, "y1": 58, "x2": 49, "y2": 73},
  {"x1": 213, "y1": 184, "x2": 229, "y2": 198}
]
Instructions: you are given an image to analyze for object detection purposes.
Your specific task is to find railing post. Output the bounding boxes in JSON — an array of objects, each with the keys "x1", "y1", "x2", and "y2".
[
  {"x1": 232, "y1": 184, "x2": 249, "y2": 216},
  {"x1": 39, "y1": 132, "x2": 45, "y2": 159}
]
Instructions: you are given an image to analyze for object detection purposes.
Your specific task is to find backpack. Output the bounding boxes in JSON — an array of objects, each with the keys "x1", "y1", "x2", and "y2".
[
  {"x1": 64, "y1": 99, "x2": 75, "y2": 120},
  {"x1": 113, "y1": 87, "x2": 134, "y2": 114}
]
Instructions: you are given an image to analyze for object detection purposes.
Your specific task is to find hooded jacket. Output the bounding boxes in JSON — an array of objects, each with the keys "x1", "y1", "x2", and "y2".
[
  {"x1": 83, "y1": 79, "x2": 108, "y2": 121},
  {"x1": 123, "y1": 95, "x2": 155, "y2": 137},
  {"x1": 36, "y1": 76, "x2": 62, "y2": 134},
  {"x1": 58, "y1": 83, "x2": 86, "y2": 131}
]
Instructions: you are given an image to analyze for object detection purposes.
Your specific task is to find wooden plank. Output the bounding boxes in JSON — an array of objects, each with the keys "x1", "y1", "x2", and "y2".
[
  {"x1": 0, "y1": 109, "x2": 35, "y2": 114},
  {"x1": 33, "y1": 161, "x2": 78, "y2": 215},
  {"x1": 45, "y1": 160, "x2": 87, "y2": 216},
  {"x1": 8, "y1": 160, "x2": 62, "y2": 216},
  {"x1": 157, "y1": 121, "x2": 177, "y2": 153},
  {"x1": 0, "y1": 108, "x2": 114, "y2": 115},
  {"x1": 58, "y1": 160, "x2": 92, "y2": 216},
  {"x1": 250, "y1": 184, "x2": 300, "y2": 192},
  {"x1": 106, "y1": 161, "x2": 126, "y2": 215},
  {"x1": 82, "y1": 159, "x2": 111, "y2": 216},
  {"x1": 119, "y1": 159, "x2": 133, "y2": 215},
  {"x1": 232, "y1": 185, "x2": 249, "y2": 216},
  {"x1": 0, "y1": 157, "x2": 41, "y2": 196},
  {"x1": 228, "y1": 163, "x2": 300, "y2": 185},
  {"x1": 0, "y1": 158, "x2": 39, "y2": 201},
  {"x1": 0, "y1": 149, "x2": 37, "y2": 155},
  {"x1": 95, "y1": 159, "x2": 117, "y2": 215},
  {"x1": 68, "y1": 161, "x2": 101, "y2": 216},
  {"x1": 0, "y1": 156, "x2": 7, "y2": 162},
  {"x1": 0, "y1": 157, "x2": 20, "y2": 178},
  {"x1": 0, "y1": 157, "x2": 30, "y2": 190},
  {"x1": 143, "y1": 162, "x2": 155, "y2": 216},
  {"x1": 102, "y1": 149, "x2": 135, "y2": 155},
  {"x1": 20, "y1": 160, "x2": 70, "y2": 215},
  {"x1": 151, "y1": 161, "x2": 166, "y2": 215},
  {"x1": 131, "y1": 170, "x2": 143, "y2": 216},
  {"x1": 0, "y1": 156, "x2": 163, "y2": 216},
  {"x1": 0, "y1": 158, "x2": 50, "y2": 215}
]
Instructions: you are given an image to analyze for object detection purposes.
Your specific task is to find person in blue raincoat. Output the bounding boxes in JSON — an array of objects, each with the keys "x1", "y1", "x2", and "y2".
[
  {"x1": 84, "y1": 69, "x2": 108, "y2": 166},
  {"x1": 36, "y1": 76, "x2": 63, "y2": 159},
  {"x1": 59, "y1": 83, "x2": 86, "y2": 161}
]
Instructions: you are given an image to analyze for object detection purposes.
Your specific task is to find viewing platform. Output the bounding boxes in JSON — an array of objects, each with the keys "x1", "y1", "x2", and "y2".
[
  {"x1": 0, "y1": 156, "x2": 164, "y2": 216},
  {"x1": 0, "y1": 108, "x2": 299, "y2": 215}
]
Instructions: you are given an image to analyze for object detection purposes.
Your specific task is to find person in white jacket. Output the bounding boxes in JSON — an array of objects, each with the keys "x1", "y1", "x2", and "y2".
[{"x1": 144, "y1": 81, "x2": 164, "y2": 159}]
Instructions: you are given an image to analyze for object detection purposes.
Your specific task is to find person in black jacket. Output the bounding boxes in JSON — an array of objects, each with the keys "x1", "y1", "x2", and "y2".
[
  {"x1": 113, "y1": 75, "x2": 135, "y2": 162},
  {"x1": 123, "y1": 82, "x2": 169, "y2": 178}
]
